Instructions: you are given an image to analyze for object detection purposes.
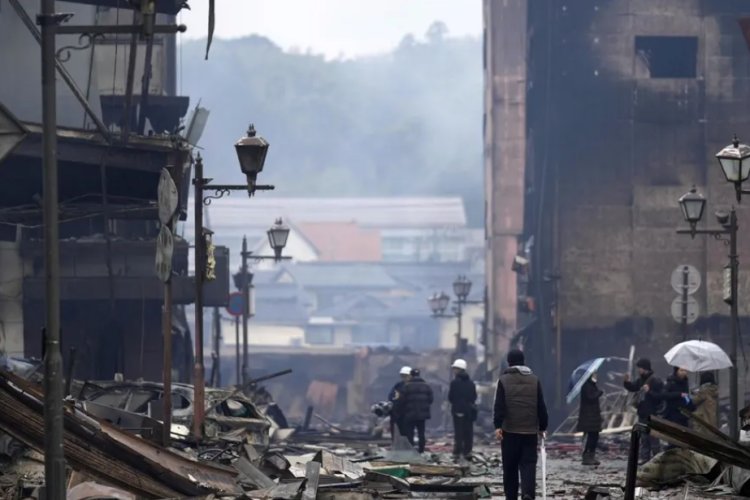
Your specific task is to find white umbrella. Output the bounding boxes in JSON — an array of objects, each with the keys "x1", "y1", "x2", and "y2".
[{"x1": 664, "y1": 340, "x2": 732, "y2": 372}]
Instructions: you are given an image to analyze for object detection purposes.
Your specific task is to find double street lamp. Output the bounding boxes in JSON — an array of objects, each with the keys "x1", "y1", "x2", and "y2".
[
  {"x1": 428, "y1": 275, "x2": 478, "y2": 355},
  {"x1": 193, "y1": 125, "x2": 274, "y2": 438},
  {"x1": 676, "y1": 135, "x2": 750, "y2": 440}
]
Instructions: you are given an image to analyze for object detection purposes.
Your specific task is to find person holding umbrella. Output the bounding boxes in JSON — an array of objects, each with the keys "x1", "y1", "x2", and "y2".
[
  {"x1": 658, "y1": 366, "x2": 693, "y2": 429},
  {"x1": 577, "y1": 372, "x2": 603, "y2": 466}
]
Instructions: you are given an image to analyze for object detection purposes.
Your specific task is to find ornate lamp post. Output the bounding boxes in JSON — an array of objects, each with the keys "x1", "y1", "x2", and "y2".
[
  {"x1": 716, "y1": 135, "x2": 750, "y2": 202},
  {"x1": 677, "y1": 186, "x2": 739, "y2": 439},
  {"x1": 428, "y1": 276, "x2": 480, "y2": 355},
  {"x1": 234, "y1": 219, "x2": 291, "y2": 386},
  {"x1": 193, "y1": 125, "x2": 273, "y2": 439}
]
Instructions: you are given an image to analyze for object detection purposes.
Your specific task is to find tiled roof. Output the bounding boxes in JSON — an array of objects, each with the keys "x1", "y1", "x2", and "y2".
[
  {"x1": 277, "y1": 262, "x2": 399, "y2": 289},
  {"x1": 184, "y1": 197, "x2": 467, "y2": 236}
]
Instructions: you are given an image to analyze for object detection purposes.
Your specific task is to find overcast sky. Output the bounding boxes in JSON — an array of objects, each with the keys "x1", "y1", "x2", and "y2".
[{"x1": 180, "y1": 0, "x2": 482, "y2": 58}]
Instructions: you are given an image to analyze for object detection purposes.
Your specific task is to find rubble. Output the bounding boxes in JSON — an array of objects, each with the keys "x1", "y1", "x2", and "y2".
[{"x1": 8, "y1": 363, "x2": 750, "y2": 499}]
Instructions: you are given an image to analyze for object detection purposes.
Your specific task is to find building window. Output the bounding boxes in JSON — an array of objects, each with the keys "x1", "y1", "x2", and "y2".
[
  {"x1": 305, "y1": 326, "x2": 334, "y2": 345},
  {"x1": 635, "y1": 36, "x2": 698, "y2": 78}
]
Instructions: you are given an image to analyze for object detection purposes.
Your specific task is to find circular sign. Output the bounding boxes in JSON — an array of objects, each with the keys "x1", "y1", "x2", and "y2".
[
  {"x1": 671, "y1": 296, "x2": 699, "y2": 325},
  {"x1": 671, "y1": 265, "x2": 701, "y2": 295},
  {"x1": 157, "y1": 168, "x2": 179, "y2": 225},
  {"x1": 155, "y1": 225, "x2": 174, "y2": 283},
  {"x1": 226, "y1": 292, "x2": 244, "y2": 317}
]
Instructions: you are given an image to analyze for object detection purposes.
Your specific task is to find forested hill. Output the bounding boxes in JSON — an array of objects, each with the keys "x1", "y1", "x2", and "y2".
[{"x1": 180, "y1": 23, "x2": 483, "y2": 226}]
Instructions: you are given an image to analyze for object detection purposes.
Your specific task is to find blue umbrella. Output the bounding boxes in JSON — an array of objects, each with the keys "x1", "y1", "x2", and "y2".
[{"x1": 566, "y1": 357, "x2": 606, "y2": 405}]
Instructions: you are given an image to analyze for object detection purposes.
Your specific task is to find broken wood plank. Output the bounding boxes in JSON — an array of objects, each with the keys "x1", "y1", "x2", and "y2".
[
  {"x1": 0, "y1": 371, "x2": 239, "y2": 498},
  {"x1": 234, "y1": 457, "x2": 275, "y2": 490},
  {"x1": 649, "y1": 416, "x2": 750, "y2": 469},
  {"x1": 302, "y1": 462, "x2": 321, "y2": 500}
]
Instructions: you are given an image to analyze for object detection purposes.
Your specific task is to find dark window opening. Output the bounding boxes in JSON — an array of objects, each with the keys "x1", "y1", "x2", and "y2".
[{"x1": 635, "y1": 36, "x2": 698, "y2": 78}]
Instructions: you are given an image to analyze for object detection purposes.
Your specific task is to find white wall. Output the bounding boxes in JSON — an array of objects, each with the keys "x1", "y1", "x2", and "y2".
[{"x1": 0, "y1": 238, "x2": 25, "y2": 357}]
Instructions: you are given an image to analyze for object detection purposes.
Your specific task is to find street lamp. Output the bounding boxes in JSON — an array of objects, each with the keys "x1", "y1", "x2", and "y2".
[
  {"x1": 234, "y1": 125, "x2": 270, "y2": 195},
  {"x1": 428, "y1": 291, "x2": 450, "y2": 316},
  {"x1": 428, "y1": 276, "x2": 480, "y2": 355},
  {"x1": 676, "y1": 186, "x2": 739, "y2": 439},
  {"x1": 235, "y1": 223, "x2": 292, "y2": 386},
  {"x1": 716, "y1": 135, "x2": 750, "y2": 202},
  {"x1": 678, "y1": 186, "x2": 706, "y2": 234},
  {"x1": 267, "y1": 218, "x2": 290, "y2": 262},
  {"x1": 453, "y1": 275, "x2": 472, "y2": 303},
  {"x1": 193, "y1": 127, "x2": 274, "y2": 439}
]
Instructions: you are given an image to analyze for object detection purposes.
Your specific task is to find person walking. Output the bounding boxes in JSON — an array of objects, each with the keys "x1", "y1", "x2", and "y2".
[
  {"x1": 387, "y1": 366, "x2": 411, "y2": 441},
  {"x1": 577, "y1": 372, "x2": 603, "y2": 466},
  {"x1": 494, "y1": 349, "x2": 549, "y2": 500},
  {"x1": 401, "y1": 368, "x2": 434, "y2": 453},
  {"x1": 690, "y1": 371, "x2": 718, "y2": 435},
  {"x1": 448, "y1": 358, "x2": 477, "y2": 461},
  {"x1": 623, "y1": 358, "x2": 663, "y2": 464}
]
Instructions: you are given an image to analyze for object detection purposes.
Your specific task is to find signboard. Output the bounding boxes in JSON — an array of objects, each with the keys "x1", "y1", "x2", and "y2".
[
  {"x1": 157, "y1": 168, "x2": 179, "y2": 225},
  {"x1": 226, "y1": 292, "x2": 244, "y2": 317},
  {"x1": 155, "y1": 225, "x2": 174, "y2": 283},
  {"x1": 671, "y1": 296, "x2": 699, "y2": 325},
  {"x1": 670, "y1": 265, "x2": 701, "y2": 295}
]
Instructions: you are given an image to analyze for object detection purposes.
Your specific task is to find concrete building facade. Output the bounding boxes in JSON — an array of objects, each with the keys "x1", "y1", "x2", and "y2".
[{"x1": 485, "y1": 0, "x2": 750, "y2": 405}]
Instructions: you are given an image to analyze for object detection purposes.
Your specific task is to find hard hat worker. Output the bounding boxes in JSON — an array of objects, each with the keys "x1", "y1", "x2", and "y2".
[
  {"x1": 387, "y1": 365, "x2": 412, "y2": 443},
  {"x1": 449, "y1": 358, "x2": 477, "y2": 461}
]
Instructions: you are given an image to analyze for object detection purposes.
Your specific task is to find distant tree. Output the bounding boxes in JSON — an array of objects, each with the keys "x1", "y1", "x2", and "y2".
[
  {"x1": 180, "y1": 30, "x2": 483, "y2": 226},
  {"x1": 425, "y1": 21, "x2": 449, "y2": 44}
]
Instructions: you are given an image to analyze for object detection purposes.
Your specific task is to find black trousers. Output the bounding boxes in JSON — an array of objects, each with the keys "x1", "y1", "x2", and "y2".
[
  {"x1": 404, "y1": 420, "x2": 427, "y2": 453},
  {"x1": 638, "y1": 418, "x2": 660, "y2": 462},
  {"x1": 452, "y1": 414, "x2": 474, "y2": 457},
  {"x1": 501, "y1": 432, "x2": 538, "y2": 500},
  {"x1": 584, "y1": 432, "x2": 599, "y2": 454}
]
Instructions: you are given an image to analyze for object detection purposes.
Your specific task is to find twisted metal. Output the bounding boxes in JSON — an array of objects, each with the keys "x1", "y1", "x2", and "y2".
[
  {"x1": 202, "y1": 188, "x2": 232, "y2": 205},
  {"x1": 56, "y1": 33, "x2": 103, "y2": 62}
]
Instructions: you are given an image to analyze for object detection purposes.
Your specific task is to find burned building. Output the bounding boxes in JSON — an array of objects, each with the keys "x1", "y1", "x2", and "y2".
[
  {"x1": 0, "y1": 1, "x2": 227, "y2": 382},
  {"x1": 485, "y1": 0, "x2": 750, "y2": 404}
]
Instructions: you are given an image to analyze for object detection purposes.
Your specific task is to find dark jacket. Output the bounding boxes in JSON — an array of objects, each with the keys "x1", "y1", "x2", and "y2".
[
  {"x1": 401, "y1": 376, "x2": 434, "y2": 422},
  {"x1": 623, "y1": 370, "x2": 664, "y2": 420},
  {"x1": 658, "y1": 374, "x2": 693, "y2": 427},
  {"x1": 493, "y1": 366, "x2": 549, "y2": 434},
  {"x1": 448, "y1": 372, "x2": 477, "y2": 416},
  {"x1": 389, "y1": 380, "x2": 406, "y2": 420},
  {"x1": 577, "y1": 378, "x2": 603, "y2": 433}
]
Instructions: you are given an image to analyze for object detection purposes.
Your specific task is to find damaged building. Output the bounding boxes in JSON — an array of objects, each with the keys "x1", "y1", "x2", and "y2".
[
  {"x1": 484, "y1": 0, "x2": 750, "y2": 408},
  {"x1": 0, "y1": 0, "x2": 228, "y2": 382}
]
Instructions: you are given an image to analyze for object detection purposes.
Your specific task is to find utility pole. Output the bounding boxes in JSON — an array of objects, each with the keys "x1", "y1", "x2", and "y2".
[
  {"x1": 729, "y1": 208, "x2": 739, "y2": 441},
  {"x1": 235, "y1": 316, "x2": 240, "y2": 386},
  {"x1": 162, "y1": 276, "x2": 172, "y2": 446},
  {"x1": 241, "y1": 236, "x2": 250, "y2": 386},
  {"x1": 39, "y1": 0, "x2": 65, "y2": 496},
  {"x1": 192, "y1": 156, "x2": 206, "y2": 439},
  {"x1": 455, "y1": 300, "x2": 463, "y2": 355}
]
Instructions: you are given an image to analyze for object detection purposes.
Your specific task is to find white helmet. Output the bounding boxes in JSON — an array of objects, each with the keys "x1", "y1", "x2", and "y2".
[
  {"x1": 399, "y1": 366, "x2": 412, "y2": 375},
  {"x1": 452, "y1": 359, "x2": 468, "y2": 371}
]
